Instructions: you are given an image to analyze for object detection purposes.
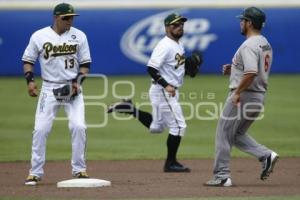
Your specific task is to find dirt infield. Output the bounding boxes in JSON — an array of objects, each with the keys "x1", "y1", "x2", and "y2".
[{"x1": 1, "y1": 158, "x2": 299, "y2": 199}]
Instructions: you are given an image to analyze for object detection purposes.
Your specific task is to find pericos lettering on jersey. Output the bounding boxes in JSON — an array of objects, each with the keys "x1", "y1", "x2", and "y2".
[
  {"x1": 43, "y1": 42, "x2": 77, "y2": 59},
  {"x1": 175, "y1": 53, "x2": 185, "y2": 69}
]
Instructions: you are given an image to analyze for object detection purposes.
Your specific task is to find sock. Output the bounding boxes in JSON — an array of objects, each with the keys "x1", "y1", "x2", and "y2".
[
  {"x1": 166, "y1": 134, "x2": 181, "y2": 163},
  {"x1": 132, "y1": 108, "x2": 153, "y2": 129}
]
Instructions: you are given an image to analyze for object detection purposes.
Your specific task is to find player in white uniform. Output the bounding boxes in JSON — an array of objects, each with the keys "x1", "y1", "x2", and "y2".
[
  {"x1": 205, "y1": 7, "x2": 279, "y2": 187},
  {"x1": 22, "y1": 3, "x2": 91, "y2": 185},
  {"x1": 108, "y1": 13, "x2": 192, "y2": 172}
]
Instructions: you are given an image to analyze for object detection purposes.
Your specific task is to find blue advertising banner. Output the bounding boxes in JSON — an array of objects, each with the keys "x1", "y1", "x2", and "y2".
[{"x1": 0, "y1": 8, "x2": 299, "y2": 75}]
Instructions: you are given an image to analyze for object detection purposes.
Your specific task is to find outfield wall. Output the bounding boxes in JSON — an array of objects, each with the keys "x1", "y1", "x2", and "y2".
[{"x1": 0, "y1": 2, "x2": 299, "y2": 75}]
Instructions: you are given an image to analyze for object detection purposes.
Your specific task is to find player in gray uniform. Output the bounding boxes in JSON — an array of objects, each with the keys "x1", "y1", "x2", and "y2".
[
  {"x1": 108, "y1": 13, "x2": 202, "y2": 172},
  {"x1": 23, "y1": 3, "x2": 91, "y2": 185},
  {"x1": 205, "y1": 7, "x2": 279, "y2": 187}
]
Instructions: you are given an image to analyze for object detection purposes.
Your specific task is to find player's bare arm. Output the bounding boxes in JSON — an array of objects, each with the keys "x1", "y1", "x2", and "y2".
[
  {"x1": 222, "y1": 64, "x2": 231, "y2": 75},
  {"x1": 24, "y1": 62, "x2": 38, "y2": 97},
  {"x1": 232, "y1": 72, "x2": 256, "y2": 105}
]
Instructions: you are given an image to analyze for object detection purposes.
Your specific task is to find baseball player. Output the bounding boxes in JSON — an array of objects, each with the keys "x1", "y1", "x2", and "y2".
[
  {"x1": 23, "y1": 3, "x2": 91, "y2": 185},
  {"x1": 108, "y1": 13, "x2": 202, "y2": 172},
  {"x1": 205, "y1": 7, "x2": 278, "y2": 187}
]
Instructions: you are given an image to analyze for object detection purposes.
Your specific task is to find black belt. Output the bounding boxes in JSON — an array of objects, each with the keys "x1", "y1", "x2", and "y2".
[
  {"x1": 152, "y1": 80, "x2": 178, "y2": 89},
  {"x1": 43, "y1": 79, "x2": 71, "y2": 84},
  {"x1": 230, "y1": 88, "x2": 265, "y2": 93}
]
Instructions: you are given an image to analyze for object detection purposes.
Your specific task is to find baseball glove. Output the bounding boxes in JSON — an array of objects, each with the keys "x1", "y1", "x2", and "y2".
[
  {"x1": 53, "y1": 84, "x2": 76, "y2": 101},
  {"x1": 185, "y1": 51, "x2": 203, "y2": 78}
]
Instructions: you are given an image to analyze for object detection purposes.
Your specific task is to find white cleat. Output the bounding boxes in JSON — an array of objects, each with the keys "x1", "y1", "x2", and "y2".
[{"x1": 204, "y1": 177, "x2": 232, "y2": 187}]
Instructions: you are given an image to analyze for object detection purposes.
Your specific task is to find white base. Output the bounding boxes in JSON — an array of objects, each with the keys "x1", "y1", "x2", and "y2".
[{"x1": 57, "y1": 178, "x2": 111, "y2": 188}]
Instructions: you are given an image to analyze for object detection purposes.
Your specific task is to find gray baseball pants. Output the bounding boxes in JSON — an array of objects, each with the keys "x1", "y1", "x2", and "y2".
[{"x1": 213, "y1": 91, "x2": 273, "y2": 180}]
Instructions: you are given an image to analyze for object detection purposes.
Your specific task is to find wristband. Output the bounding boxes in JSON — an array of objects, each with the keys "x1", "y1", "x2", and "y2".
[
  {"x1": 24, "y1": 71, "x2": 34, "y2": 85},
  {"x1": 157, "y1": 77, "x2": 169, "y2": 88}
]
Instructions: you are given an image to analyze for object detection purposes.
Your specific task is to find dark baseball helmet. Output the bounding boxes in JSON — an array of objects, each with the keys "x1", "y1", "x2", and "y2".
[{"x1": 237, "y1": 7, "x2": 266, "y2": 30}]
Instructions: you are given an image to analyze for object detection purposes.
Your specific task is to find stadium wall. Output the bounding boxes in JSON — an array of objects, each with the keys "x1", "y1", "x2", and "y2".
[{"x1": 0, "y1": 2, "x2": 299, "y2": 75}]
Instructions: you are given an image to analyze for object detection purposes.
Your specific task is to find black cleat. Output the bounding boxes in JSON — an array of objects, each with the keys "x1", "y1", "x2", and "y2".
[
  {"x1": 164, "y1": 161, "x2": 191, "y2": 173},
  {"x1": 260, "y1": 151, "x2": 279, "y2": 180},
  {"x1": 107, "y1": 99, "x2": 134, "y2": 114}
]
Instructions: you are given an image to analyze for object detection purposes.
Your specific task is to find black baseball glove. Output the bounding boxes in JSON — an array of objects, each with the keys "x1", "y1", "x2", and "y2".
[
  {"x1": 53, "y1": 84, "x2": 76, "y2": 101},
  {"x1": 185, "y1": 51, "x2": 203, "y2": 78}
]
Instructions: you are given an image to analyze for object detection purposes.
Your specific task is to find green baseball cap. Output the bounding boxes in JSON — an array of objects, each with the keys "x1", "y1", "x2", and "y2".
[
  {"x1": 164, "y1": 13, "x2": 187, "y2": 26},
  {"x1": 53, "y1": 3, "x2": 79, "y2": 17}
]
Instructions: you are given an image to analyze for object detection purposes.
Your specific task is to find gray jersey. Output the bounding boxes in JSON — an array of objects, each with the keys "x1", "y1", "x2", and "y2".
[{"x1": 229, "y1": 35, "x2": 273, "y2": 92}]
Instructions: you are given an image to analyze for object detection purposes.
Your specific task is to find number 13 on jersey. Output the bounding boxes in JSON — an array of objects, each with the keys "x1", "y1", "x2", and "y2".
[{"x1": 65, "y1": 58, "x2": 75, "y2": 69}]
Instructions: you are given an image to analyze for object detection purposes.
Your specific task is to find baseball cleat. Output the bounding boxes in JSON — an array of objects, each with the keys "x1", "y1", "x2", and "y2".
[
  {"x1": 164, "y1": 160, "x2": 191, "y2": 173},
  {"x1": 73, "y1": 171, "x2": 89, "y2": 178},
  {"x1": 204, "y1": 178, "x2": 232, "y2": 187},
  {"x1": 25, "y1": 175, "x2": 41, "y2": 186},
  {"x1": 260, "y1": 151, "x2": 279, "y2": 180},
  {"x1": 107, "y1": 99, "x2": 134, "y2": 114}
]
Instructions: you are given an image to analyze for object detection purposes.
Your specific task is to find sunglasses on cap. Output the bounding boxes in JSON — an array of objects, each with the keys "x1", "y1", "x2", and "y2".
[{"x1": 61, "y1": 16, "x2": 73, "y2": 21}]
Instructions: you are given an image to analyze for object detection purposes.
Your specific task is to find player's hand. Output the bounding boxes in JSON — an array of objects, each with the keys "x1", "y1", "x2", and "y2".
[
  {"x1": 165, "y1": 85, "x2": 176, "y2": 97},
  {"x1": 223, "y1": 64, "x2": 232, "y2": 75},
  {"x1": 72, "y1": 82, "x2": 81, "y2": 96},
  {"x1": 232, "y1": 93, "x2": 240, "y2": 106},
  {"x1": 27, "y1": 82, "x2": 38, "y2": 97}
]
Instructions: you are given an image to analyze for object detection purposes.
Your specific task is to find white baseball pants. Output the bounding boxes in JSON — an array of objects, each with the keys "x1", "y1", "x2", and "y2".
[
  {"x1": 149, "y1": 84, "x2": 186, "y2": 136},
  {"x1": 29, "y1": 81, "x2": 87, "y2": 178}
]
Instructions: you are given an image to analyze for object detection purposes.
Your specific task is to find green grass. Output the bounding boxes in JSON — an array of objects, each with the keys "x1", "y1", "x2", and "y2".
[{"x1": 0, "y1": 75, "x2": 299, "y2": 162}]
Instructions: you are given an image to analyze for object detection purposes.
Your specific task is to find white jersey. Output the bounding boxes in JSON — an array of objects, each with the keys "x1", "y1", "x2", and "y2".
[
  {"x1": 230, "y1": 35, "x2": 273, "y2": 92},
  {"x1": 22, "y1": 26, "x2": 91, "y2": 82},
  {"x1": 147, "y1": 36, "x2": 185, "y2": 88}
]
